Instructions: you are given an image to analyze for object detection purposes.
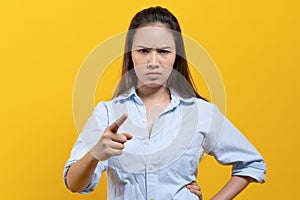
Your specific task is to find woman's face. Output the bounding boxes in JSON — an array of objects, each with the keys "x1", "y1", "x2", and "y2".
[{"x1": 131, "y1": 23, "x2": 176, "y2": 88}]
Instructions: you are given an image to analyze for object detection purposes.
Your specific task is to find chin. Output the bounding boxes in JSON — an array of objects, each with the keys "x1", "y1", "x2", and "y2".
[{"x1": 139, "y1": 80, "x2": 166, "y2": 88}]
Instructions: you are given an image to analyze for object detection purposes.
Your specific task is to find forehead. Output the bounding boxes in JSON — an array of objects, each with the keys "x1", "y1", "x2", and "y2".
[{"x1": 132, "y1": 25, "x2": 175, "y2": 48}]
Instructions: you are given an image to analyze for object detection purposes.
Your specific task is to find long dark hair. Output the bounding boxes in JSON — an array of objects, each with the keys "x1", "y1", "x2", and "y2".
[{"x1": 113, "y1": 6, "x2": 206, "y2": 100}]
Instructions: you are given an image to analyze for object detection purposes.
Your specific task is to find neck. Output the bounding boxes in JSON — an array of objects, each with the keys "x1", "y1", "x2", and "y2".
[{"x1": 136, "y1": 85, "x2": 170, "y2": 104}]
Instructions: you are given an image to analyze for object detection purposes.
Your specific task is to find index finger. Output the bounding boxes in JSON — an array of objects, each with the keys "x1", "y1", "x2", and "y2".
[{"x1": 109, "y1": 114, "x2": 128, "y2": 133}]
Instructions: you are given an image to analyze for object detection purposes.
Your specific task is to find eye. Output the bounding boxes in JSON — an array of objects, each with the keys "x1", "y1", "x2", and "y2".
[
  {"x1": 158, "y1": 49, "x2": 171, "y2": 54},
  {"x1": 137, "y1": 49, "x2": 149, "y2": 54}
]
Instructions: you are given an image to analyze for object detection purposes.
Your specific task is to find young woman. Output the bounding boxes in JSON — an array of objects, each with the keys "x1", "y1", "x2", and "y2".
[{"x1": 64, "y1": 6, "x2": 266, "y2": 200}]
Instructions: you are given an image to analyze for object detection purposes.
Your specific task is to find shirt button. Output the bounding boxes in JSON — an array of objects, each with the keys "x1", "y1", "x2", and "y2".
[
  {"x1": 149, "y1": 165, "x2": 155, "y2": 170},
  {"x1": 151, "y1": 195, "x2": 155, "y2": 200}
]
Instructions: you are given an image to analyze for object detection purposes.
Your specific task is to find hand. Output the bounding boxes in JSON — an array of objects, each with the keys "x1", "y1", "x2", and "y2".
[
  {"x1": 187, "y1": 181, "x2": 202, "y2": 200},
  {"x1": 89, "y1": 114, "x2": 132, "y2": 161}
]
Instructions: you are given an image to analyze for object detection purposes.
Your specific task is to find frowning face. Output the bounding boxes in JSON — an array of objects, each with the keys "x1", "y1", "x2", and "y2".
[{"x1": 131, "y1": 23, "x2": 176, "y2": 88}]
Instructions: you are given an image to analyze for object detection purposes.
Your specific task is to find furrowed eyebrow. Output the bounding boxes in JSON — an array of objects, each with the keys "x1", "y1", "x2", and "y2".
[
  {"x1": 135, "y1": 45, "x2": 173, "y2": 50},
  {"x1": 158, "y1": 46, "x2": 172, "y2": 50},
  {"x1": 136, "y1": 45, "x2": 151, "y2": 49}
]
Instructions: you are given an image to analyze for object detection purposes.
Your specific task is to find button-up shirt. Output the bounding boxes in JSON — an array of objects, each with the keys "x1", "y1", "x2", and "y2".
[{"x1": 64, "y1": 88, "x2": 266, "y2": 200}]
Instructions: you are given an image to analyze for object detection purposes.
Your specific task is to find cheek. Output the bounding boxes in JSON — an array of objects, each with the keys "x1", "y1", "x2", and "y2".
[
  {"x1": 134, "y1": 67, "x2": 143, "y2": 77},
  {"x1": 131, "y1": 53, "x2": 145, "y2": 67},
  {"x1": 163, "y1": 54, "x2": 176, "y2": 68},
  {"x1": 131, "y1": 58, "x2": 145, "y2": 80},
  {"x1": 132, "y1": 54, "x2": 145, "y2": 77}
]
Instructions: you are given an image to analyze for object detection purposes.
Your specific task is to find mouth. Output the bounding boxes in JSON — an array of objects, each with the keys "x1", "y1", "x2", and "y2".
[
  {"x1": 145, "y1": 72, "x2": 162, "y2": 79},
  {"x1": 146, "y1": 72, "x2": 161, "y2": 75}
]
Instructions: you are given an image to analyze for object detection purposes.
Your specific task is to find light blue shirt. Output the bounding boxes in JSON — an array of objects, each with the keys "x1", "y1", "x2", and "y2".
[{"x1": 64, "y1": 88, "x2": 266, "y2": 200}]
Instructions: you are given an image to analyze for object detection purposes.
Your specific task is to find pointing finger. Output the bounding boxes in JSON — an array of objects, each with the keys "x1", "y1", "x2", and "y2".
[{"x1": 109, "y1": 114, "x2": 128, "y2": 133}]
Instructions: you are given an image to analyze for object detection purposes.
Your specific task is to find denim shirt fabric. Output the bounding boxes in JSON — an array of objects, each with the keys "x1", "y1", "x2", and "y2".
[{"x1": 64, "y1": 88, "x2": 266, "y2": 200}]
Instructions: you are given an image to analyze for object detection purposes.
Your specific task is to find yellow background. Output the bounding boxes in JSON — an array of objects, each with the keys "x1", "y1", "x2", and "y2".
[{"x1": 1, "y1": 0, "x2": 299, "y2": 199}]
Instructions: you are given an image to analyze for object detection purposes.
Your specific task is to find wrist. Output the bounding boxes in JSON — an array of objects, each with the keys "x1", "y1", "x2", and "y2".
[{"x1": 87, "y1": 151, "x2": 101, "y2": 163}]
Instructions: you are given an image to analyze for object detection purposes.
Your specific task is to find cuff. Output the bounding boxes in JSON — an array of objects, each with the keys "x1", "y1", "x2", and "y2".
[{"x1": 232, "y1": 161, "x2": 266, "y2": 183}]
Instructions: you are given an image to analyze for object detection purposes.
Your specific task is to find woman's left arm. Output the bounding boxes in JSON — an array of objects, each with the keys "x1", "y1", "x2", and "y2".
[
  {"x1": 210, "y1": 175, "x2": 253, "y2": 200},
  {"x1": 202, "y1": 105, "x2": 266, "y2": 199}
]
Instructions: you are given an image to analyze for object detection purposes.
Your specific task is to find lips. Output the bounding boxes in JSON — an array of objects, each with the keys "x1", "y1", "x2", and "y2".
[
  {"x1": 146, "y1": 72, "x2": 161, "y2": 75},
  {"x1": 146, "y1": 72, "x2": 161, "y2": 80},
  {"x1": 145, "y1": 72, "x2": 162, "y2": 79}
]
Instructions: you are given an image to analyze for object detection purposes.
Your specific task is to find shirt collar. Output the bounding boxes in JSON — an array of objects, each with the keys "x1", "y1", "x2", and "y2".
[
  {"x1": 169, "y1": 88, "x2": 196, "y2": 104},
  {"x1": 114, "y1": 87, "x2": 137, "y2": 101},
  {"x1": 114, "y1": 87, "x2": 195, "y2": 105}
]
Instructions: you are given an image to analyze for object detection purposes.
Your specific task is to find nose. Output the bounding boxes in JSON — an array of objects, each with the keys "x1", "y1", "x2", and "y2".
[{"x1": 147, "y1": 51, "x2": 159, "y2": 68}]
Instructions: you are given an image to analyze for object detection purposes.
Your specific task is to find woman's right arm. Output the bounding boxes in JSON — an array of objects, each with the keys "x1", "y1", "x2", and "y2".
[
  {"x1": 66, "y1": 152, "x2": 99, "y2": 192},
  {"x1": 66, "y1": 114, "x2": 132, "y2": 193}
]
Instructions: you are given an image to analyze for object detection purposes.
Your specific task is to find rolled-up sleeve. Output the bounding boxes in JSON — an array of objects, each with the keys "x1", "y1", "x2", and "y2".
[
  {"x1": 63, "y1": 102, "x2": 109, "y2": 193},
  {"x1": 204, "y1": 106, "x2": 266, "y2": 183}
]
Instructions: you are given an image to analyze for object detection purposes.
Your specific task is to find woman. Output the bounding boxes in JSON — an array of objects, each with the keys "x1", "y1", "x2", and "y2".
[{"x1": 64, "y1": 6, "x2": 266, "y2": 199}]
